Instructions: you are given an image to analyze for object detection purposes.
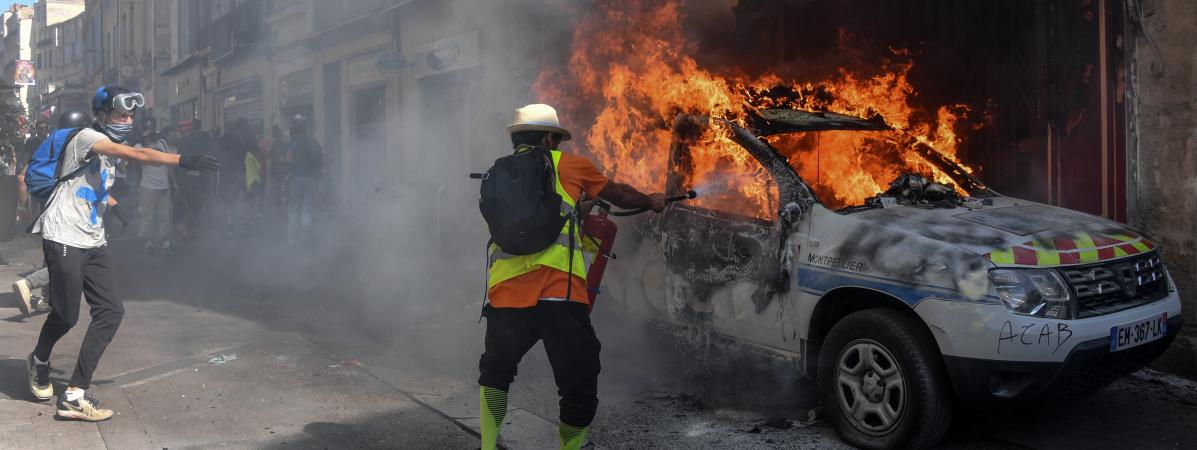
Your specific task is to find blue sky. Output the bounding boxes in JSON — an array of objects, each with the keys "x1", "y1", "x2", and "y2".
[{"x1": 0, "y1": 2, "x2": 24, "y2": 14}]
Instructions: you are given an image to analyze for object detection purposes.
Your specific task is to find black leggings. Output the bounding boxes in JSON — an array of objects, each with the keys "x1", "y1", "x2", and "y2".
[
  {"x1": 33, "y1": 240, "x2": 124, "y2": 389},
  {"x1": 478, "y1": 301, "x2": 602, "y2": 427}
]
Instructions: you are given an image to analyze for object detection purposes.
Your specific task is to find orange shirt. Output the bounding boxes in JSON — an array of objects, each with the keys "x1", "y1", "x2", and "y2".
[{"x1": 487, "y1": 153, "x2": 610, "y2": 308}]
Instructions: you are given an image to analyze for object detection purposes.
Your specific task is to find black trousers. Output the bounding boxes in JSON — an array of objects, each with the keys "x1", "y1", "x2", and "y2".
[
  {"x1": 33, "y1": 240, "x2": 124, "y2": 389},
  {"x1": 478, "y1": 301, "x2": 602, "y2": 427}
]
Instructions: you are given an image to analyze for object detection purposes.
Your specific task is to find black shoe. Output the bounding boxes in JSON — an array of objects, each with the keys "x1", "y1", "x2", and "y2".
[{"x1": 26, "y1": 353, "x2": 52, "y2": 401}]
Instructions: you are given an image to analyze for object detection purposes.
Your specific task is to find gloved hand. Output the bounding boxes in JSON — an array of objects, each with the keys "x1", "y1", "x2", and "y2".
[
  {"x1": 179, "y1": 153, "x2": 220, "y2": 172},
  {"x1": 108, "y1": 204, "x2": 130, "y2": 233}
]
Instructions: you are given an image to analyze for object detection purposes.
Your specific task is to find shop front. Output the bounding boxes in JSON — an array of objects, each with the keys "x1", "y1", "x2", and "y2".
[
  {"x1": 344, "y1": 50, "x2": 390, "y2": 208},
  {"x1": 165, "y1": 58, "x2": 205, "y2": 129},
  {"x1": 216, "y1": 75, "x2": 264, "y2": 132},
  {"x1": 278, "y1": 68, "x2": 314, "y2": 127}
]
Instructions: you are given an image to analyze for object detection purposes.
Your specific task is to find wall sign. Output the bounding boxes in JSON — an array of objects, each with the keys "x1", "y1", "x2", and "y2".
[
  {"x1": 279, "y1": 69, "x2": 314, "y2": 107},
  {"x1": 348, "y1": 51, "x2": 385, "y2": 86}
]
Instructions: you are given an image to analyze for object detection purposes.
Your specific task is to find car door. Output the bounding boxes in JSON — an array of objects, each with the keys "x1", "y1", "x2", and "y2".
[{"x1": 647, "y1": 116, "x2": 814, "y2": 349}]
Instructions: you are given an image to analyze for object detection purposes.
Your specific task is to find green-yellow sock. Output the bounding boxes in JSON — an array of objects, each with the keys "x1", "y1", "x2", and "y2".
[
  {"x1": 480, "y1": 386, "x2": 508, "y2": 450},
  {"x1": 559, "y1": 421, "x2": 589, "y2": 450}
]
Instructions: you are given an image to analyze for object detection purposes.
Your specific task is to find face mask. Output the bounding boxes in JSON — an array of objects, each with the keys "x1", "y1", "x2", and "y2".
[{"x1": 101, "y1": 122, "x2": 133, "y2": 143}]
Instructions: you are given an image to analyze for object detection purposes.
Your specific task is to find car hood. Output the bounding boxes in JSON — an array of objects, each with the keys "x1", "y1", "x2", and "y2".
[{"x1": 845, "y1": 197, "x2": 1156, "y2": 267}]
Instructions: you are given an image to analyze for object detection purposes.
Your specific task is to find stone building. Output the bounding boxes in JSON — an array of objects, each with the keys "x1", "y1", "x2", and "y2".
[
  {"x1": 3, "y1": 5, "x2": 33, "y2": 116},
  {"x1": 31, "y1": 0, "x2": 85, "y2": 118},
  {"x1": 1129, "y1": 0, "x2": 1197, "y2": 373}
]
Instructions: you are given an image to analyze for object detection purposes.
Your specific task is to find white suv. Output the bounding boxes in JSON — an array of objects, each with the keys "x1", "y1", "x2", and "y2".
[{"x1": 604, "y1": 109, "x2": 1182, "y2": 449}]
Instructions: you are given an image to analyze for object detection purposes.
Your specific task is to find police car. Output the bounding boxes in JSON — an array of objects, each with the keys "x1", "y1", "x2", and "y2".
[{"x1": 604, "y1": 110, "x2": 1183, "y2": 449}]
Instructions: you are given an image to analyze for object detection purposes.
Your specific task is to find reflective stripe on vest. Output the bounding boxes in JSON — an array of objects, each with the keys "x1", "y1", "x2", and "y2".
[
  {"x1": 486, "y1": 150, "x2": 589, "y2": 293},
  {"x1": 489, "y1": 233, "x2": 595, "y2": 269}
]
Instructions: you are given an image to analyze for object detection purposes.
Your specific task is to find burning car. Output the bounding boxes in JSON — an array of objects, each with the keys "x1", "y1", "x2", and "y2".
[{"x1": 602, "y1": 109, "x2": 1183, "y2": 449}]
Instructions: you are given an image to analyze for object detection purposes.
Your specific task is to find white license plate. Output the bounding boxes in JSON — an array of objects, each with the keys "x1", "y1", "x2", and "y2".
[{"x1": 1109, "y1": 313, "x2": 1168, "y2": 352}]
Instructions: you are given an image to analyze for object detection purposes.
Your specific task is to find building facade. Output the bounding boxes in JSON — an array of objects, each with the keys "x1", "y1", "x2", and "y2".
[
  {"x1": 32, "y1": 0, "x2": 85, "y2": 118},
  {"x1": 4, "y1": 5, "x2": 34, "y2": 116}
]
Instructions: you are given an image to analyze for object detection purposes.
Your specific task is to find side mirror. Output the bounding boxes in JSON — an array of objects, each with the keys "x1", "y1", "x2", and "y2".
[{"x1": 779, "y1": 201, "x2": 804, "y2": 226}]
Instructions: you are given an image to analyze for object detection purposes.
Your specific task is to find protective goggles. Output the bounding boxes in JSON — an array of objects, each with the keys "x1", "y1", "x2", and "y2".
[{"x1": 111, "y1": 92, "x2": 145, "y2": 113}]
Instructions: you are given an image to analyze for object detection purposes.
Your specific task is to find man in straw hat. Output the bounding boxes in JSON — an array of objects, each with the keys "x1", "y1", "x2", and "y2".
[{"x1": 478, "y1": 104, "x2": 666, "y2": 449}]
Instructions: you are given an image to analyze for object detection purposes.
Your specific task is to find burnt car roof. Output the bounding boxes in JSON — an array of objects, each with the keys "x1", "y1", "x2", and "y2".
[
  {"x1": 742, "y1": 108, "x2": 993, "y2": 198},
  {"x1": 749, "y1": 108, "x2": 890, "y2": 135}
]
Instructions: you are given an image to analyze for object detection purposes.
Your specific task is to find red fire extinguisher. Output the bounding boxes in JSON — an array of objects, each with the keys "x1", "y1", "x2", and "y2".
[
  {"x1": 580, "y1": 190, "x2": 696, "y2": 312},
  {"x1": 582, "y1": 207, "x2": 618, "y2": 311}
]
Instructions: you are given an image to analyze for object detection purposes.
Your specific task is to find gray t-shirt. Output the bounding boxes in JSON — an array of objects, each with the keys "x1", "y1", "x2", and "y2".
[
  {"x1": 32, "y1": 128, "x2": 116, "y2": 249},
  {"x1": 138, "y1": 139, "x2": 174, "y2": 190}
]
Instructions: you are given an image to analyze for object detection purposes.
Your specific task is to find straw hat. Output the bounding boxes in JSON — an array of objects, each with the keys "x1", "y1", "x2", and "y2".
[{"x1": 505, "y1": 103, "x2": 572, "y2": 141}]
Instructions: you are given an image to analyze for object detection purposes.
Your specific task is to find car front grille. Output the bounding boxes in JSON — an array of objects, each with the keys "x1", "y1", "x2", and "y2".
[{"x1": 1060, "y1": 253, "x2": 1168, "y2": 318}]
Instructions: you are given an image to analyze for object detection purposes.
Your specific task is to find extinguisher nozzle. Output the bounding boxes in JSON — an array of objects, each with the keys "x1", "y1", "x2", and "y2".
[{"x1": 665, "y1": 190, "x2": 698, "y2": 203}]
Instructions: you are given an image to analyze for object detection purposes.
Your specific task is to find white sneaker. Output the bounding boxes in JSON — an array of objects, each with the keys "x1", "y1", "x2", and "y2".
[
  {"x1": 13, "y1": 280, "x2": 32, "y2": 315},
  {"x1": 57, "y1": 391, "x2": 113, "y2": 422}
]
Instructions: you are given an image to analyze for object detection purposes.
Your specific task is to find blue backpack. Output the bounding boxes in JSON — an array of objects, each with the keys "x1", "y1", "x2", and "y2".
[{"x1": 24, "y1": 127, "x2": 85, "y2": 201}]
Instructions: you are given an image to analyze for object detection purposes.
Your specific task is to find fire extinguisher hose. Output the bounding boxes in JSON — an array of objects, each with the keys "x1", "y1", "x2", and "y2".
[{"x1": 607, "y1": 190, "x2": 697, "y2": 216}]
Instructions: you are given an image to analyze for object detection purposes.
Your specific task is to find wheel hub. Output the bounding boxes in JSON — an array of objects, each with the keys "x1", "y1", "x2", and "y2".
[
  {"x1": 834, "y1": 339, "x2": 907, "y2": 436},
  {"x1": 861, "y1": 371, "x2": 885, "y2": 402}
]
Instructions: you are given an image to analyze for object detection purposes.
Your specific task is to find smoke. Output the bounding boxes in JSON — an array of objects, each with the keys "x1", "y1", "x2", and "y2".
[{"x1": 104, "y1": 0, "x2": 811, "y2": 431}]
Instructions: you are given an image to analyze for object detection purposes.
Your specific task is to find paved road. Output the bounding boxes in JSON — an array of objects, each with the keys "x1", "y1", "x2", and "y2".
[{"x1": 2, "y1": 232, "x2": 1195, "y2": 449}]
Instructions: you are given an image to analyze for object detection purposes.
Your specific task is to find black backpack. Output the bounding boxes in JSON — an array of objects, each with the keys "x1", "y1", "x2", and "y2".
[{"x1": 478, "y1": 146, "x2": 572, "y2": 256}]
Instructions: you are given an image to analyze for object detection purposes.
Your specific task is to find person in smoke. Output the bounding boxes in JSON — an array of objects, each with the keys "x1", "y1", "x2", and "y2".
[
  {"x1": 264, "y1": 124, "x2": 290, "y2": 222},
  {"x1": 12, "y1": 109, "x2": 93, "y2": 316},
  {"x1": 283, "y1": 114, "x2": 321, "y2": 243},
  {"x1": 218, "y1": 118, "x2": 252, "y2": 235},
  {"x1": 25, "y1": 86, "x2": 219, "y2": 422},
  {"x1": 174, "y1": 119, "x2": 213, "y2": 240},
  {"x1": 477, "y1": 104, "x2": 666, "y2": 450},
  {"x1": 16, "y1": 120, "x2": 50, "y2": 223},
  {"x1": 244, "y1": 127, "x2": 266, "y2": 228},
  {"x1": 136, "y1": 124, "x2": 178, "y2": 254}
]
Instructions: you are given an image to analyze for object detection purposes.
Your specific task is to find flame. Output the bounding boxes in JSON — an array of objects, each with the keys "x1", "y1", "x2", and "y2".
[{"x1": 535, "y1": 0, "x2": 978, "y2": 215}]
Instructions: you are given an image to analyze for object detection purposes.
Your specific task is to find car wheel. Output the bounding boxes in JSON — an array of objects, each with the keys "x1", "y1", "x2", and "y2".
[{"x1": 818, "y1": 308, "x2": 953, "y2": 449}]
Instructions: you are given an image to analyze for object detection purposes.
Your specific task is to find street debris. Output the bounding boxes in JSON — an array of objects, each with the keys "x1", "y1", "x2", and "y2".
[
  {"x1": 207, "y1": 353, "x2": 237, "y2": 365},
  {"x1": 805, "y1": 406, "x2": 823, "y2": 424}
]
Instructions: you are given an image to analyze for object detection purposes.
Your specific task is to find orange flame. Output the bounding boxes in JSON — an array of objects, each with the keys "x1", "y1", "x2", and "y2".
[{"x1": 535, "y1": 0, "x2": 977, "y2": 215}]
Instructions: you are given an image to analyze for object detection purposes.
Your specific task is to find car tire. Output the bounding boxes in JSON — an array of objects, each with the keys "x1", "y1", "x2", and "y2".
[{"x1": 818, "y1": 308, "x2": 953, "y2": 449}]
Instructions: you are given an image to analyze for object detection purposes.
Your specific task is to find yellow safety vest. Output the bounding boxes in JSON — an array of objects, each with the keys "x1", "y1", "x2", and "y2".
[{"x1": 487, "y1": 149, "x2": 592, "y2": 301}]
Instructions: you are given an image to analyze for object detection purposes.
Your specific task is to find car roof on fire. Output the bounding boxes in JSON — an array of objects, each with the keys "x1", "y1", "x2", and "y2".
[{"x1": 749, "y1": 108, "x2": 890, "y2": 135}]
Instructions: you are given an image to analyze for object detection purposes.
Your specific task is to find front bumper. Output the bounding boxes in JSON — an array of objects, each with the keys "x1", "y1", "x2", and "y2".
[{"x1": 942, "y1": 315, "x2": 1183, "y2": 409}]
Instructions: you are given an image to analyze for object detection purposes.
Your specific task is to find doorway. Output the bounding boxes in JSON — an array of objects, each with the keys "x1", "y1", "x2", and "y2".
[{"x1": 348, "y1": 85, "x2": 387, "y2": 208}]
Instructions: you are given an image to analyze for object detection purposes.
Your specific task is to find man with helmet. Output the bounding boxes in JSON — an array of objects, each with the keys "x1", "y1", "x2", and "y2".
[
  {"x1": 23, "y1": 86, "x2": 219, "y2": 422},
  {"x1": 12, "y1": 109, "x2": 95, "y2": 316}
]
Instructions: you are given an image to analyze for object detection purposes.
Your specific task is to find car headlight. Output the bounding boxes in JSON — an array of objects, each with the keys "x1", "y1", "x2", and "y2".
[{"x1": 989, "y1": 268, "x2": 1073, "y2": 319}]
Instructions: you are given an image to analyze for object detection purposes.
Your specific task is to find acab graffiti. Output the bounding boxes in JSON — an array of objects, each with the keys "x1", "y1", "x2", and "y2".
[{"x1": 997, "y1": 320, "x2": 1072, "y2": 355}]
